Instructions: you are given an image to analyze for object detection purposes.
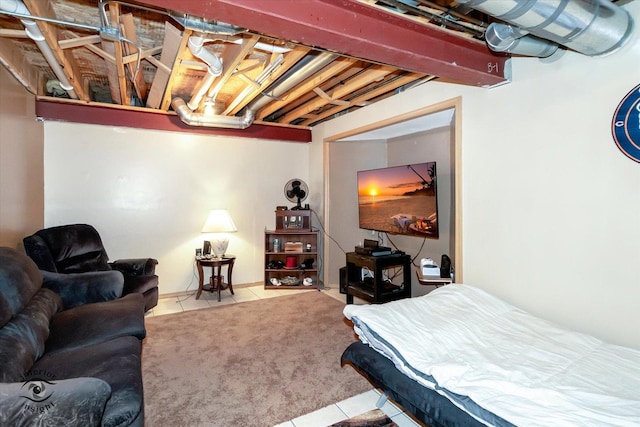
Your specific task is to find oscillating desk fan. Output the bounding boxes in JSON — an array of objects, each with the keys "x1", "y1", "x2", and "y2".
[{"x1": 284, "y1": 178, "x2": 309, "y2": 210}]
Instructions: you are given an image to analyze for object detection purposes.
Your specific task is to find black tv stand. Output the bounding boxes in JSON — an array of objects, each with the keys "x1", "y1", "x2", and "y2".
[{"x1": 345, "y1": 252, "x2": 411, "y2": 304}]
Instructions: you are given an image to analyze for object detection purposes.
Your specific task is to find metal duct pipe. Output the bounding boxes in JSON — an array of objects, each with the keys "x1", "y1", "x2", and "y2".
[
  {"x1": 246, "y1": 51, "x2": 337, "y2": 114},
  {"x1": 173, "y1": 51, "x2": 337, "y2": 129},
  {"x1": 0, "y1": 0, "x2": 77, "y2": 98},
  {"x1": 458, "y1": 0, "x2": 634, "y2": 56},
  {"x1": 222, "y1": 54, "x2": 284, "y2": 115},
  {"x1": 172, "y1": 97, "x2": 255, "y2": 129},
  {"x1": 485, "y1": 23, "x2": 559, "y2": 57}
]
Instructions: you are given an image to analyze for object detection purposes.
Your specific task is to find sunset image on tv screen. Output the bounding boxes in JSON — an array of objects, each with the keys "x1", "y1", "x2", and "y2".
[{"x1": 358, "y1": 162, "x2": 438, "y2": 238}]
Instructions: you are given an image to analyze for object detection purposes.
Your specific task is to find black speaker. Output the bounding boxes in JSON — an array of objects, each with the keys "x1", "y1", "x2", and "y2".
[
  {"x1": 440, "y1": 254, "x2": 451, "y2": 278},
  {"x1": 339, "y1": 266, "x2": 347, "y2": 294}
]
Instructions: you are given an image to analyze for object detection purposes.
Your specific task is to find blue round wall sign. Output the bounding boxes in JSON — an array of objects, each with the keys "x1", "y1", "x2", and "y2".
[{"x1": 612, "y1": 84, "x2": 640, "y2": 163}]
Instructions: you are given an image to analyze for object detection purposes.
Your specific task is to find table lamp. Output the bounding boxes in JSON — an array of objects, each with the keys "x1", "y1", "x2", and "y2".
[{"x1": 201, "y1": 209, "x2": 237, "y2": 258}]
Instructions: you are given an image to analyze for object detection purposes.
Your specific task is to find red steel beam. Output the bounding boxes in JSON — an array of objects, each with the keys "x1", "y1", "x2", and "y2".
[
  {"x1": 138, "y1": 0, "x2": 508, "y2": 87},
  {"x1": 35, "y1": 100, "x2": 311, "y2": 143}
]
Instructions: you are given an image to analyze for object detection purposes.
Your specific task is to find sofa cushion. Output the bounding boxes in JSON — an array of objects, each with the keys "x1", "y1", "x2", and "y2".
[
  {"x1": 0, "y1": 288, "x2": 62, "y2": 382},
  {"x1": 0, "y1": 247, "x2": 44, "y2": 327},
  {"x1": 0, "y1": 377, "x2": 111, "y2": 427},
  {"x1": 45, "y1": 293, "x2": 146, "y2": 355},
  {"x1": 42, "y1": 270, "x2": 124, "y2": 310},
  {"x1": 32, "y1": 336, "x2": 144, "y2": 427}
]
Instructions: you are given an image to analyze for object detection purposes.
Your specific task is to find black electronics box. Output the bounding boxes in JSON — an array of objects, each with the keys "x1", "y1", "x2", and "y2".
[{"x1": 355, "y1": 243, "x2": 392, "y2": 256}]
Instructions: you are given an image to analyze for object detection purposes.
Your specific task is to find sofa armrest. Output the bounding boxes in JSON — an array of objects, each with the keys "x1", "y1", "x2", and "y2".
[
  {"x1": 41, "y1": 270, "x2": 124, "y2": 309},
  {"x1": 0, "y1": 377, "x2": 111, "y2": 427},
  {"x1": 110, "y1": 258, "x2": 158, "y2": 276}
]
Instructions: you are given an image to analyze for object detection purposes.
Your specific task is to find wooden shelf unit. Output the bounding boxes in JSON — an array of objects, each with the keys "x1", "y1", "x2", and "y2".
[{"x1": 264, "y1": 230, "x2": 318, "y2": 290}]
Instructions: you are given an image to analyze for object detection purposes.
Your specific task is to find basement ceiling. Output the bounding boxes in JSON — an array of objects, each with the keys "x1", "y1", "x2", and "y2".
[
  {"x1": 0, "y1": 0, "x2": 631, "y2": 134},
  {"x1": 0, "y1": 0, "x2": 514, "y2": 133}
]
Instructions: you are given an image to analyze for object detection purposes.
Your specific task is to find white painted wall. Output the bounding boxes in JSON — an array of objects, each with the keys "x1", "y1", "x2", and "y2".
[
  {"x1": 0, "y1": 66, "x2": 44, "y2": 247},
  {"x1": 313, "y1": 2, "x2": 640, "y2": 349},
  {"x1": 386, "y1": 128, "x2": 453, "y2": 297},
  {"x1": 325, "y1": 139, "x2": 387, "y2": 288},
  {"x1": 43, "y1": 122, "x2": 308, "y2": 294}
]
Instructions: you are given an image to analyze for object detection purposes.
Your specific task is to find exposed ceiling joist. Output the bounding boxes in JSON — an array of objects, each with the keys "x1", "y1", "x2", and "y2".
[
  {"x1": 137, "y1": 0, "x2": 509, "y2": 87},
  {"x1": 104, "y1": 4, "x2": 127, "y2": 104},
  {"x1": 256, "y1": 56, "x2": 356, "y2": 120},
  {"x1": 159, "y1": 28, "x2": 192, "y2": 111},
  {"x1": 121, "y1": 13, "x2": 147, "y2": 101},
  {"x1": 0, "y1": 36, "x2": 38, "y2": 94},
  {"x1": 227, "y1": 46, "x2": 311, "y2": 116},
  {"x1": 299, "y1": 72, "x2": 430, "y2": 126},
  {"x1": 146, "y1": 21, "x2": 181, "y2": 109}
]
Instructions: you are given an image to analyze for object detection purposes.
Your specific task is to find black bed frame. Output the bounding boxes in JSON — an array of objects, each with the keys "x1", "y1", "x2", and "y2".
[{"x1": 341, "y1": 341, "x2": 487, "y2": 427}]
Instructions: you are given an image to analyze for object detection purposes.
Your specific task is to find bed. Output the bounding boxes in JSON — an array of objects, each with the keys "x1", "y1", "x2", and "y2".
[{"x1": 341, "y1": 284, "x2": 640, "y2": 427}]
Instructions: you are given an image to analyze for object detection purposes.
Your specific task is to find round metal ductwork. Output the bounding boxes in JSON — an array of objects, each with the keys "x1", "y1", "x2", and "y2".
[
  {"x1": 458, "y1": 0, "x2": 634, "y2": 56},
  {"x1": 485, "y1": 23, "x2": 559, "y2": 57}
]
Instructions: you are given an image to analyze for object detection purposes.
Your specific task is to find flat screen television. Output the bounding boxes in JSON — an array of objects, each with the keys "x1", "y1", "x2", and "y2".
[{"x1": 357, "y1": 162, "x2": 438, "y2": 238}]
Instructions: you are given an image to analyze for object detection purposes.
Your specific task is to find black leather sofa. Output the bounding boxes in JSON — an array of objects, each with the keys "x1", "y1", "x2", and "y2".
[
  {"x1": 0, "y1": 247, "x2": 146, "y2": 427},
  {"x1": 22, "y1": 224, "x2": 159, "y2": 311}
]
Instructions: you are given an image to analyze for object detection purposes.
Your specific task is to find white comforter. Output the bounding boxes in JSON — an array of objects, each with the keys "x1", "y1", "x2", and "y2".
[{"x1": 343, "y1": 284, "x2": 640, "y2": 427}]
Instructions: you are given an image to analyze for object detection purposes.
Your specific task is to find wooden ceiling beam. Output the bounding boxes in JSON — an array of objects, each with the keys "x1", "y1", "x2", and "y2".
[
  {"x1": 58, "y1": 35, "x2": 103, "y2": 50},
  {"x1": 146, "y1": 22, "x2": 181, "y2": 109},
  {"x1": 280, "y1": 64, "x2": 395, "y2": 124},
  {"x1": 159, "y1": 28, "x2": 193, "y2": 111},
  {"x1": 60, "y1": 32, "x2": 162, "y2": 67},
  {"x1": 103, "y1": 4, "x2": 128, "y2": 105},
  {"x1": 207, "y1": 34, "x2": 260, "y2": 112},
  {"x1": 271, "y1": 64, "x2": 367, "y2": 120},
  {"x1": 256, "y1": 56, "x2": 356, "y2": 120},
  {"x1": 22, "y1": 0, "x2": 89, "y2": 100},
  {"x1": 0, "y1": 37, "x2": 39, "y2": 95},
  {"x1": 121, "y1": 13, "x2": 148, "y2": 102},
  {"x1": 300, "y1": 73, "x2": 432, "y2": 126},
  {"x1": 62, "y1": 31, "x2": 115, "y2": 63},
  {"x1": 228, "y1": 45, "x2": 311, "y2": 116},
  {"x1": 137, "y1": 0, "x2": 508, "y2": 87},
  {"x1": 0, "y1": 29, "x2": 29, "y2": 39}
]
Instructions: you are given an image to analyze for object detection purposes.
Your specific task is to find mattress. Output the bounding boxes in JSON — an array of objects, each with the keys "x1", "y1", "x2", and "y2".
[{"x1": 343, "y1": 284, "x2": 640, "y2": 426}]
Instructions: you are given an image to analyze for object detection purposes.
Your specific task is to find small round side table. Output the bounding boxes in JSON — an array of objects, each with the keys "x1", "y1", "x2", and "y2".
[{"x1": 196, "y1": 255, "x2": 236, "y2": 302}]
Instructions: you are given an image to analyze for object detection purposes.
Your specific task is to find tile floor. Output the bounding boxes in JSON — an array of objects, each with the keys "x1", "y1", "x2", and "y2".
[{"x1": 146, "y1": 284, "x2": 424, "y2": 427}]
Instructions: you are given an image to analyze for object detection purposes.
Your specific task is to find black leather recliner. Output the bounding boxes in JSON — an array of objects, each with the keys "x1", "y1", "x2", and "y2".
[{"x1": 22, "y1": 224, "x2": 159, "y2": 311}]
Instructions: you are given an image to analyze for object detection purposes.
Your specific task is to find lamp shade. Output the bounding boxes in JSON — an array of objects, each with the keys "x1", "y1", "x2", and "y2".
[{"x1": 202, "y1": 209, "x2": 237, "y2": 233}]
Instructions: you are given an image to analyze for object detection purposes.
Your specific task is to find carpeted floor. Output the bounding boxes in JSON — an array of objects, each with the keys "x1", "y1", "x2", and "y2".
[{"x1": 142, "y1": 291, "x2": 372, "y2": 426}]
